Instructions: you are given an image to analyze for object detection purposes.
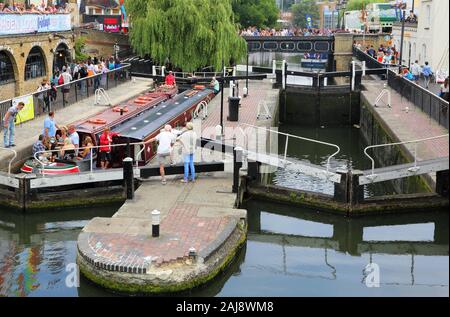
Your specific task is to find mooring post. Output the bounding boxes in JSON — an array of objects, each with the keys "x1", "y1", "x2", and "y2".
[
  {"x1": 152, "y1": 210, "x2": 160, "y2": 237},
  {"x1": 436, "y1": 170, "x2": 449, "y2": 197},
  {"x1": 334, "y1": 168, "x2": 349, "y2": 204},
  {"x1": 349, "y1": 170, "x2": 365, "y2": 205},
  {"x1": 247, "y1": 161, "x2": 261, "y2": 183},
  {"x1": 233, "y1": 146, "x2": 243, "y2": 194},
  {"x1": 123, "y1": 157, "x2": 134, "y2": 200}
]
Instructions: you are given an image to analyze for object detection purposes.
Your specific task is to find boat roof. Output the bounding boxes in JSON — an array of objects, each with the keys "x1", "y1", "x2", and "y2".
[
  {"x1": 72, "y1": 86, "x2": 178, "y2": 135},
  {"x1": 112, "y1": 88, "x2": 214, "y2": 141}
]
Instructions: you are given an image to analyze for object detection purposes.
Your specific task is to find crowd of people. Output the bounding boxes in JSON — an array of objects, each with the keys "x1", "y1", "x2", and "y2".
[
  {"x1": 0, "y1": 1, "x2": 71, "y2": 14},
  {"x1": 35, "y1": 56, "x2": 124, "y2": 115},
  {"x1": 240, "y1": 27, "x2": 335, "y2": 37},
  {"x1": 357, "y1": 43, "x2": 449, "y2": 100}
]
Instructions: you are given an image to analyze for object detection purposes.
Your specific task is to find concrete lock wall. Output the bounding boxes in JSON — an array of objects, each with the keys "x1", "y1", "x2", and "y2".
[
  {"x1": 280, "y1": 88, "x2": 360, "y2": 126},
  {"x1": 359, "y1": 99, "x2": 432, "y2": 194}
]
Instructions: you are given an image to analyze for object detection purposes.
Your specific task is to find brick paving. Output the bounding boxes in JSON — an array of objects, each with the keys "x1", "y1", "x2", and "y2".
[
  {"x1": 201, "y1": 80, "x2": 279, "y2": 146},
  {"x1": 78, "y1": 173, "x2": 245, "y2": 274},
  {"x1": 362, "y1": 81, "x2": 449, "y2": 161}
]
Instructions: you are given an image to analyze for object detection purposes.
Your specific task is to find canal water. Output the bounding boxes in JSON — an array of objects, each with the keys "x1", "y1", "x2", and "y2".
[
  {"x1": 0, "y1": 202, "x2": 448, "y2": 297},
  {"x1": 269, "y1": 124, "x2": 398, "y2": 197}
]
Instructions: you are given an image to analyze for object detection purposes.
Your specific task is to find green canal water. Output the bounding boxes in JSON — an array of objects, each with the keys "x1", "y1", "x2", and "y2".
[{"x1": 0, "y1": 126, "x2": 448, "y2": 297}]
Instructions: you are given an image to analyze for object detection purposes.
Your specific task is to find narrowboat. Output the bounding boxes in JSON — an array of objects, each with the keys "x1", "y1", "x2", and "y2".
[
  {"x1": 21, "y1": 86, "x2": 215, "y2": 174},
  {"x1": 21, "y1": 86, "x2": 178, "y2": 175},
  {"x1": 111, "y1": 87, "x2": 215, "y2": 167}
]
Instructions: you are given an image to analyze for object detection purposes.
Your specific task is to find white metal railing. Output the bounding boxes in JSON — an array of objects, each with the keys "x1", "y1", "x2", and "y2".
[
  {"x1": 33, "y1": 140, "x2": 147, "y2": 179},
  {"x1": 241, "y1": 123, "x2": 341, "y2": 174},
  {"x1": 0, "y1": 147, "x2": 17, "y2": 177},
  {"x1": 94, "y1": 88, "x2": 112, "y2": 106},
  {"x1": 363, "y1": 134, "x2": 450, "y2": 181},
  {"x1": 374, "y1": 83, "x2": 391, "y2": 108}
]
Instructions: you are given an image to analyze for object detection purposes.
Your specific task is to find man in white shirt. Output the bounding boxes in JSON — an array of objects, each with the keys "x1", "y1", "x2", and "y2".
[
  {"x1": 411, "y1": 60, "x2": 421, "y2": 84},
  {"x1": 148, "y1": 125, "x2": 176, "y2": 185},
  {"x1": 61, "y1": 69, "x2": 72, "y2": 105}
]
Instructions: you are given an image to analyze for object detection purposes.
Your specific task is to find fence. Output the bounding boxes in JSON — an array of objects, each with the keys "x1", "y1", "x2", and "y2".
[
  {"x1": 0, "y1": 64, "x2": 131, "y2": 125},
  {"x1": 387, "y1": 70, "x2": 449, "y2": 129},
  {"x1": 353, "y1": 47, "x2": 449, "y2": 129}
]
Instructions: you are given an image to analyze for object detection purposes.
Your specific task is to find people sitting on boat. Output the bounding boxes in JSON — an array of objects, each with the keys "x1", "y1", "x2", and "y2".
[
  {"x1": 210, "y1": 77, "x2": 220, "y2": 94},
  {"x1": 99, "y1": 127, "x2": 113, "y2": 169},
  {"x1": 32, "y1": 135, "x2": 47, "y2": 158},
  {"x1": 165, "y1": 71, "x2": 176, "y2": 87},
  {"x1": 76, "y1": 136, "x2": 94, "y2": 161},
  {"x1": 59, "y1": 138, "x2": 76, "y2": 160},
  {"x1": 56, "y1": 126, "x2": 69, "y2": 147},
  {"x1": 68, "y1": 124, "x2": 80, "y2": 154}
]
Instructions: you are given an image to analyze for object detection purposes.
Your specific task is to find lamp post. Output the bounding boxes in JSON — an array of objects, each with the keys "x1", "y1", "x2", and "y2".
[
  {"x1": 220, "y1": 59, "x2": 225, "y2": 136},
  {"x1": 399, "y1": 10, "x2": 406, "y2": 72}
]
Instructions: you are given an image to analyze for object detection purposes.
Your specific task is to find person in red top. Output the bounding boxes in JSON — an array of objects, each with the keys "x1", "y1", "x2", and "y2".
[
  {"x1": 165, "y1": 71, "x2": 176, "y2": 86},
  {"x1": 99, "y1": 127, "x2": 113, "y2": 169}
]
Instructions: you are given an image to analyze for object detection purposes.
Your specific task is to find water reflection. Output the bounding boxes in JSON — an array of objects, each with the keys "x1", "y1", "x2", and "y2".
[
  {"x1": 0, "y1": 201, "x2": 448, "y2": 296},
  {"x1": 235, "y1": 200, "x2": 449, "y2": 296},
  {"x1": 270, "y1": 124, "x2": 398, "y2": 197}
]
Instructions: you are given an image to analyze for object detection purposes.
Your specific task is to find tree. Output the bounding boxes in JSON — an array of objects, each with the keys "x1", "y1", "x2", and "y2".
[
  {"x1": 126, "y1": 0, "x2": 247, "y2": 72},
  {"x1": 233, "y1": 0, "x2": 279, "y2": 29},
  {"x1": 345, "y1": 0, "x2": 390, "y2": 11},
  {"x1": 74, "y1": 36, "x2": 89, "y2": 63},
  {"x1": 291, "y1": 0, "x2": 320, "y2": 29}
]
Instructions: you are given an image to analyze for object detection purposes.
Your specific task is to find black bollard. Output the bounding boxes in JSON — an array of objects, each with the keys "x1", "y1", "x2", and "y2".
[
  {"x1": 123, "y1": 157, "x2": 134, "y2": 200},
  {"x1": 152, "y1": 210, "x2": 160, "y2": 237},
  {"x1": 233, "y1": 146, "x2": 243, "y2": 193}
]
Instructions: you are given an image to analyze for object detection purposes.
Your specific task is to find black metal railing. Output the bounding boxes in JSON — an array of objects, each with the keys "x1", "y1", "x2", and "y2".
[
  {"x1": 0, "y1": 64, "x2": 131, "y2": 124},
  {"x1": 387, "y1": 70, "x2": 449, "y2": 129}
]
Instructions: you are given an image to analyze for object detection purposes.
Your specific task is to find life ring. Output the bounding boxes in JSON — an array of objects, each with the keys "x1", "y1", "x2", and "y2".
[
  {"x1": 88, "y1": 118, "x2": 107, "y2": 125},
  {"x1": 134, "y1": 99, "x2": 147, "y2": 105},
  {"x1": 194, "y1": 85, "x2": 205, "y2": 90},
  {"x1": 113, "y1": 106, "x2": 129, "y2": 113}
]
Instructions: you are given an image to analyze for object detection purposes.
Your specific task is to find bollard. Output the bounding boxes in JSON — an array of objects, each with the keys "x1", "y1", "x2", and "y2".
[
  {"x1": 189, "y1": 247, "x2": 197, "y2": 261},
  {"x1": 152, "y1": 210, "x2": 160, "y2": 237},
  {"x1": 233, "y1": 146, "x2": 243, "y2": 193},
  {"x1": 123, "y1": 157, "x2": 134, "y2": 200}
]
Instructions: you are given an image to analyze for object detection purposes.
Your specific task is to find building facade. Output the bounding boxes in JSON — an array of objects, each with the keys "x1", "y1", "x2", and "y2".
[
  {"x1": 392, "y1": 0, "x2": 449, "y2": 72},
  {"x1": 0, "y1": 0, "x2": 77, "y2": 100}
]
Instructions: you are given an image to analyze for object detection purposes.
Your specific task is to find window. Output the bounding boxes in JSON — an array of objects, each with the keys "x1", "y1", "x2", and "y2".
[
  {"x1": 0, "y1": 51, "x2": 15, "y2": 84},
  {"x1": 422, "y1": 44, "x2": 427, "y2": 63},
  {"x1": 412, "y1": 43, "x2": 416, "y2": 61},
  {"x1": 24, "y1": 47, "x2": 46, "y2": 81},
  {"x1": 426, "y1": 5, "x2": 431, "y2": 28}
]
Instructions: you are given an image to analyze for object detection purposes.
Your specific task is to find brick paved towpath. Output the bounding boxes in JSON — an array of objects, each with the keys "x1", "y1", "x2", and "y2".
[{"x1": 362, "y1": 81, "x2": 448, "y2": 161}]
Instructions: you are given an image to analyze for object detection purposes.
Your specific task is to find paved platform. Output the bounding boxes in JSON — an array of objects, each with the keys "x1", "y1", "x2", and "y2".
[
  {"x1": 0, "y1": 78, "x2": 153, "y2": 172},
  {"x1": 77, "y1": 172, "x2": 247, "y2": 294},
  {"x1": 362, "y1": 81, "x2": 449, "y2": 161},
  {"x1": 201, "y1": 79, "x2": 279, "y2": 147}
]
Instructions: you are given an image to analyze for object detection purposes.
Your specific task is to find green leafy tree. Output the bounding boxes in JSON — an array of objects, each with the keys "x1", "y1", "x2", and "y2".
[
  {"x1": 74, "y1": 36, "x2": 89, "y2": 63},
  {"x1": 345, "y1": 0, "x2": 390, "y2": 11},
  {"x1": 126, "y1": 0, "x2": 247, "y2": 72},
  {"x1": 233, "y1": 0, "x2": 280, "y2": 29},
  {"x1": 291, "y1": 0, "x2": 320, "y2": 28}
]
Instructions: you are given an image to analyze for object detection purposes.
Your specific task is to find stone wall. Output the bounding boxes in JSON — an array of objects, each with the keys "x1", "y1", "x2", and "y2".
[
  {"x1": 0, "y1": 31, "x2": 74, "y2": 99},
  {"x1": 79, "y1": 29, "x2": 130, "y2": 59}
]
